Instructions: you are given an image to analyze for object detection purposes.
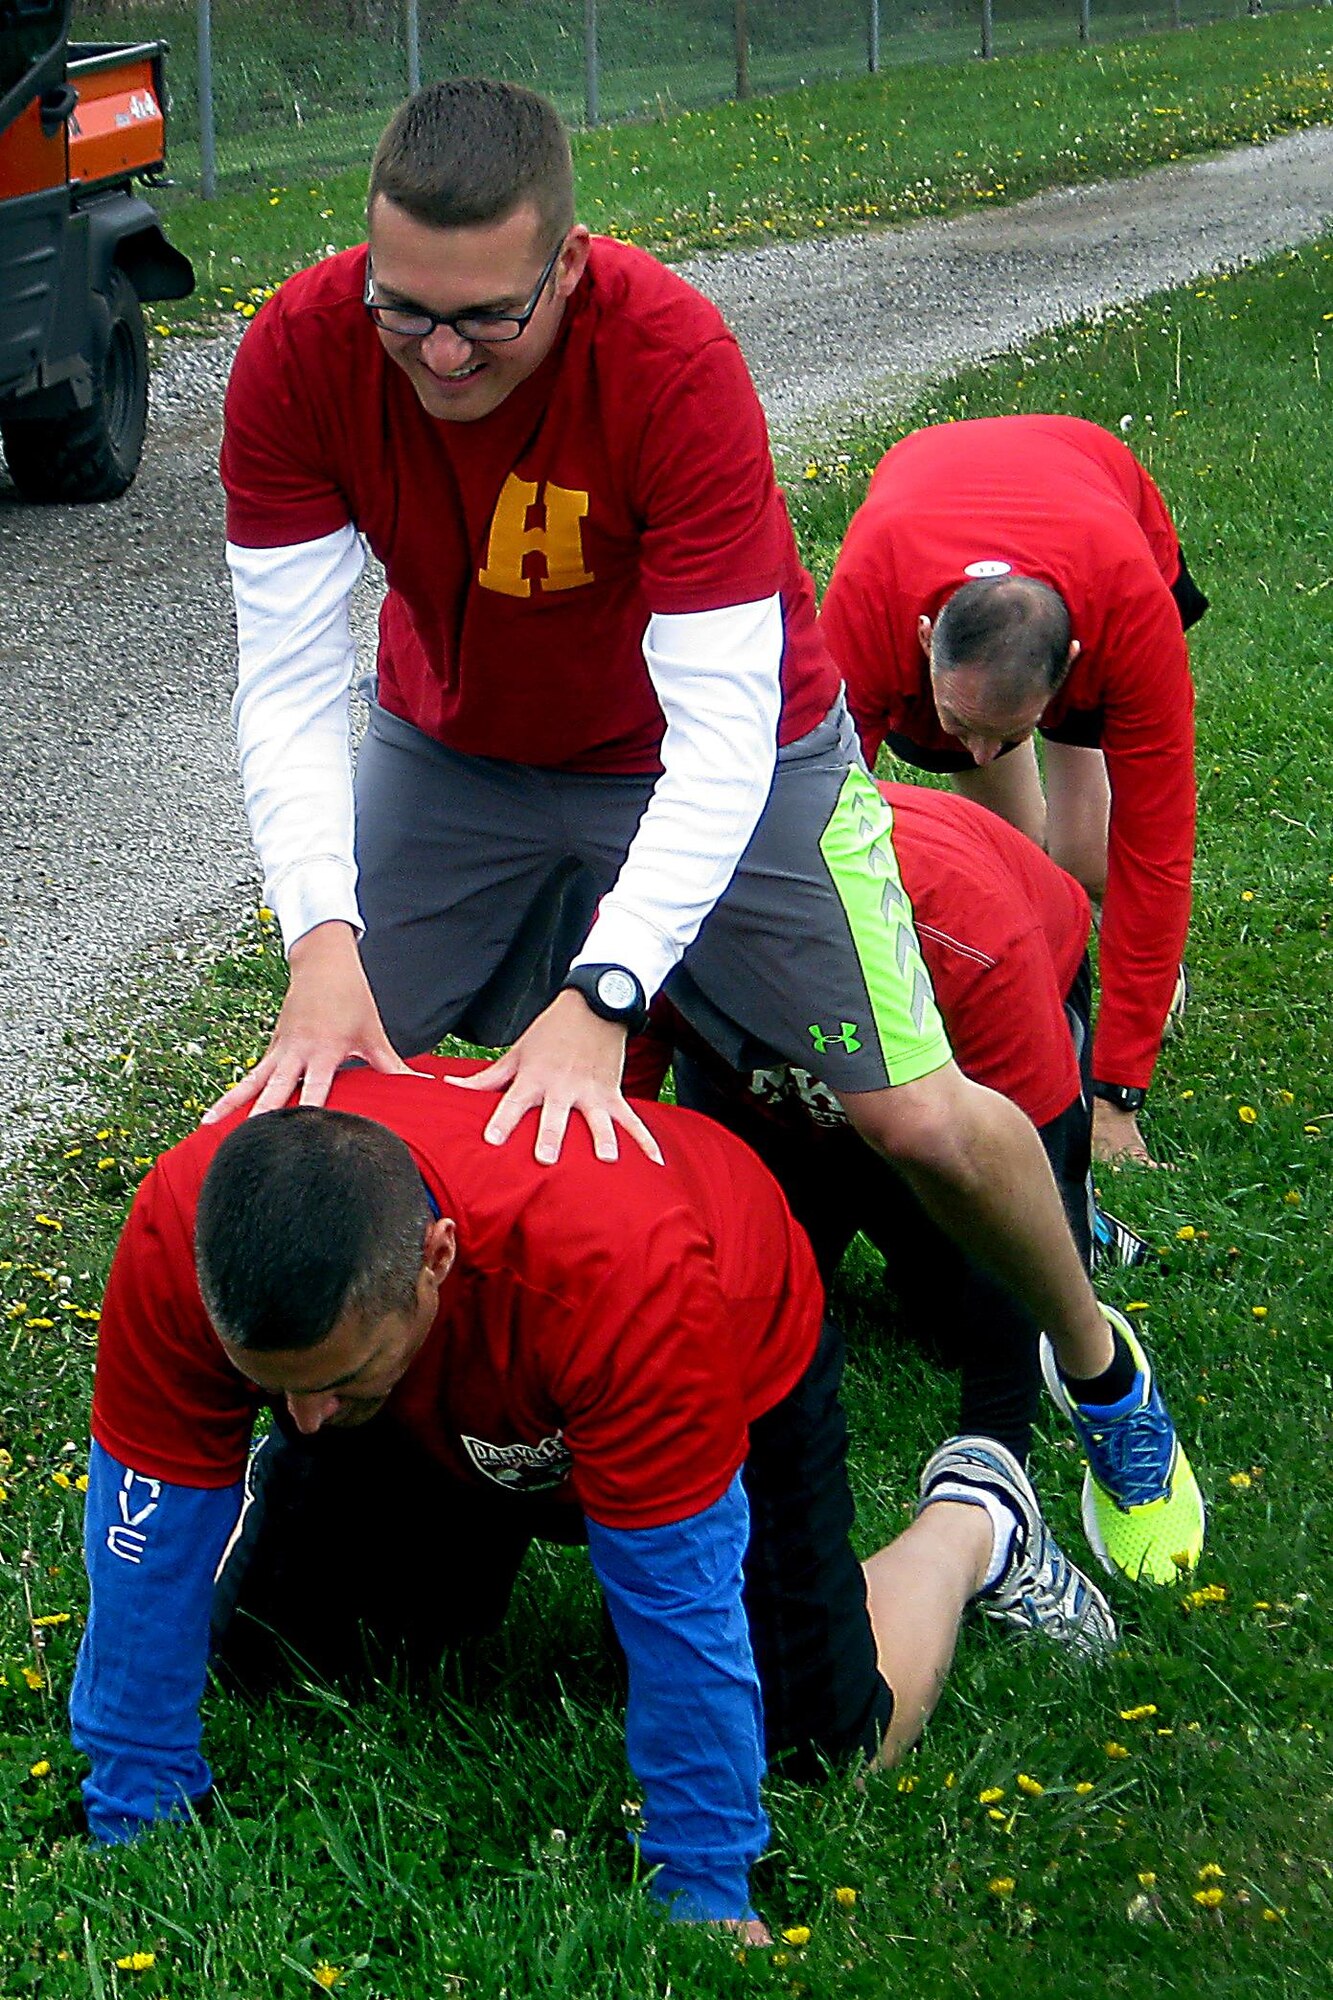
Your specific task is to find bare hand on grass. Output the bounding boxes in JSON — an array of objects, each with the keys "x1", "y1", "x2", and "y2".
[{"x1": 1092, "y1": 1098, "x2": 1159, "y2": 1167}]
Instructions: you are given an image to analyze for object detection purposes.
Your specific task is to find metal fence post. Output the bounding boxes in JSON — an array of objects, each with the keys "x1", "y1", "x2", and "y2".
[
  {"x1": 406, "y1": 0, "x2": 421, "y2": 96},
  {"x1": 585, "y1": 0, "x2": 600, "y2": 126},
  {"x1": 869, "y1": 0, "x2": 881, "y2": 73},
  {"x1": 196, "y1": 0, "x2": 216, "y2": 198},
  {"x1": 980, "y1": 0, "x2": 994, "y2": 58},
  {"x1": 1079, "y1": 0, "x2": 1092, "y2": 43},
  {"x1": 734, "y1": 0, "x2": 751, "y2": 100}
]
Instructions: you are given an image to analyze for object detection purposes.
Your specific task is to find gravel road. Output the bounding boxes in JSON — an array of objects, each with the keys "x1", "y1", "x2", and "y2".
[{"x1": 2, "y1": 124, "x2": 1331, "y2": 1159}]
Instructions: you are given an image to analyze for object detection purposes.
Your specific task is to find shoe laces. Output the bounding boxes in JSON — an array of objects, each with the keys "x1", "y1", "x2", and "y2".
[{"x1": 1082, "y1": 1386, "x2": 1175, "y2": 1504}]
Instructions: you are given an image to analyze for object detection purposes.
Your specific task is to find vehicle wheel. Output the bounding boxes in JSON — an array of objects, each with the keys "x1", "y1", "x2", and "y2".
[{"x1": 0, "y1": 268, "x2": 149, "y2": 503}]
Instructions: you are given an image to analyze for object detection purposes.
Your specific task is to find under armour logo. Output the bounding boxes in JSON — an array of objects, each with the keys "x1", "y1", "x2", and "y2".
[{"x1": 807, "y1": 1021, "x2": 862, "y2": 1055}]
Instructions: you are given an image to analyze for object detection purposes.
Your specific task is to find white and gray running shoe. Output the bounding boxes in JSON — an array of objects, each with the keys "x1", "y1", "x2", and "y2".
[{"x1": 918, "y1": 1435, "x2": 1118, "y2": 1657}]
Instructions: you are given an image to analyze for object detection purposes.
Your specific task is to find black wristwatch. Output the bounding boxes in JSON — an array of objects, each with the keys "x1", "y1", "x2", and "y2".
[
  {"x1": 1092, "y1": 1081, "x2": 1147, "y2": 1115},
  {"x1": 561, "y1": 963, "x2": 649, "y2": 1036}
]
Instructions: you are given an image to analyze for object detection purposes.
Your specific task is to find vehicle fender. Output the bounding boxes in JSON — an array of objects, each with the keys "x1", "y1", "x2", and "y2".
[{"x1": 82, "y1": 188, "x2": 194, "y2": 302}]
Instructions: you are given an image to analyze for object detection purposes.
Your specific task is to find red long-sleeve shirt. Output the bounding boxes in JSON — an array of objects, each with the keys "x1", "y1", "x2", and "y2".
[{"x1": 820, "y1": 415, "x2": 1196, "y2": 1090}]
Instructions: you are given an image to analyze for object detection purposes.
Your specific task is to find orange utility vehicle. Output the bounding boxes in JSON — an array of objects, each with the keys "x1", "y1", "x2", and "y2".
[{"x1": 1, "y1": 0, "x2": 193, "y2": 501}]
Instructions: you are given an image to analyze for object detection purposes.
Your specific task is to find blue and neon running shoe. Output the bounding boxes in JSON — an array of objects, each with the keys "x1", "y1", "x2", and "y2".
[
  {"x1": 918, "y1": 1435, "x2": 1117, "y2": 1655},
  {"x1": 1041, "y1": 1306, "x2": 1206, "y2": 1585}
]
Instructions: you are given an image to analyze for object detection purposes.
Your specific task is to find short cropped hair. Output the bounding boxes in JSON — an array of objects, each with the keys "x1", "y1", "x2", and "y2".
[
  {"x1": 369, "y1": 77, "x2": 574, "y2": 242},
  {"x1": 933, "y1": 576, "x2": 1072, "y2": 697},
  {"x1": 195, "y1": 1109, "x2": 432, "y2": 1353}
]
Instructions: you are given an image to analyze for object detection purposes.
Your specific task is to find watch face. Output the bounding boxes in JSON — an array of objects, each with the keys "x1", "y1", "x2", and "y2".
[{"x1": 596, "y1": 969, "x2": 639, "y2": 1014}]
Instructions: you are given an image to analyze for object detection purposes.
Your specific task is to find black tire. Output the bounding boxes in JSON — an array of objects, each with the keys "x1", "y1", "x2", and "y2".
[{"x1": 0, "y1": 268, "x2": 149, "y2": 503}]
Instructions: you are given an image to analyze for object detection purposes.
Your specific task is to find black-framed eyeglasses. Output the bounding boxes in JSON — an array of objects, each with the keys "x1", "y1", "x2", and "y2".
[{"x1": 364, "y1": 236, "x2": 565, "y2": 344}]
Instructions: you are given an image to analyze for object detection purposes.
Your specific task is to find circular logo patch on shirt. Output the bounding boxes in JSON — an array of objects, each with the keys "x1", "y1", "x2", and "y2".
[{"x1": 963, "y1": 559, "x2": 1013, "y2": 579}]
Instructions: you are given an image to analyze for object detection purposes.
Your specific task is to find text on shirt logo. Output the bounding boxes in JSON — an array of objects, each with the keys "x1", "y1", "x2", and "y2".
[
  {"x1": 478, "y1": 475, "x2": 594, "y2": 598},
  {"x1": 106, "y1": 1467, "x2": 162, "y2": 1564},
  {"x1": 459, "y1": 1430, "x2": 573, "y2": 1493}
]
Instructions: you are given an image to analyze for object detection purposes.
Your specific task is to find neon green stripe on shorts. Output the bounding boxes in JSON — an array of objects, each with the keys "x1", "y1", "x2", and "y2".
[{"x1": 817, "y1": 766, "x2": 953, "y2": 1088}]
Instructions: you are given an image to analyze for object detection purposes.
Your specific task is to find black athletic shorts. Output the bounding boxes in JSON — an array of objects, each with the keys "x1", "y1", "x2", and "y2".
[
  {"x1": 672, "y1": 957, "x2": 1095, "y2": 1465},
  {"x1": 211, "y1": 1318, "x2": 892, "y2": 1779}
]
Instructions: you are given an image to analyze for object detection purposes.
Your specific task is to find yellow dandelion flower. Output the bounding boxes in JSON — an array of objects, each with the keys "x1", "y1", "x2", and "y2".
[
  {"x1": 897, "y1": 1773, "x2": 918, "y2": 1792},
  {"x1": 1198, "y1": 1863, "x2": 1225, "y2": 1880},
  {"x1": 1278, "y1": 1090, "x2": 1294, "y2": 1106},
  {"x1": 1262, "y1": 1907, "x2": 1286, "y2": 1921},
  {"x1": 1284, "y1": 1190, "x2": 1301, "y2": 1205},
  {"x1": 1119, "y1": 1705, "x2": 1158, "y2": 1722},
  {"x1": 1175, "y1": 1225, "x2": 1196, "y2": 1241},
  {"x1": 771, "y1": 1951, "x2": 790, "y2": 1967},
  {"x1": 1074, "y1": 1781, "x2": 1094, "y2": 1796},
  {"x1": 1229, "y1": 1471, "x2": 1252, "y2": 1489},
  {"x1": 834, "y1": 1886, "x2": 857, "y2": 1909},
  {"x1": 75, "y1": 1474, "x2": 89, "y2": 1492},
  {"x1": 51, "y1": 1471, "x2": 72, "y2": 1490},
  {"x1": 1183, "y1": 1582, "x2": 1227, "y2": 1609},
  {"x1": 1104, "y1": 1742, "x2": 1130, "y2": 1760},
  {"x1": 988, "y1": 1877, "x2": 1016, "y2": 1897},
  {"x1": 1193, "y1": 1887, "x2": 1224, "y2": 1908},
  {"x1": 979, "y1": 1786, "x2": 1005, "y2": 1804},
  {"x1": 1016, "y1": 1774, "x2": 1044, "y2": 1796},
  {"x1": 1138, "y1": 1871, "x2": 1157, "y2": 1890},
  {"x1": 29, "y1": 1760, "x2": 51, "y2": 1777},
  {"x1": 32, "y1": 1613, "x2": 70, "y2": 1627},
  {"x1": 944, "y1": 1771, "x2": 957, "y2": 1788},
  {"x1": 1240, "y1": 890, "x2": 1254, "y2": 903},
  {"x1": 1252, "y1": 1306, "x2": 1268, "y2": 1320},
  {"x1": 781, "y1": 1926, "x2": 811, "y2": 1946},
  {"x1": 1179, "y1": 1088, "x2": 1194, "y2": 1100},
  {"x1": 1237, "y1": 1105, "x2": 1257, "y2": 1125},
  {"x1": 114, "y1": 1953, "x2": 156, "y2": 1972},
  {"x1": 21, "y1": 1665, "x2": 43, "y2": 1689},
  {"x1": 34, "y1": 1214, "x2": 62, "y2": 1231},
  {"x1": 312, "y1": 1967, "x2": 342, "y2": 1991}
]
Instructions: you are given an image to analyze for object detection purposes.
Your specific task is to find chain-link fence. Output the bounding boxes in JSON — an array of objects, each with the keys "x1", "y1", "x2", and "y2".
[{"x1": 76, "y1": 0, "x2": 1315, "y2": 194}]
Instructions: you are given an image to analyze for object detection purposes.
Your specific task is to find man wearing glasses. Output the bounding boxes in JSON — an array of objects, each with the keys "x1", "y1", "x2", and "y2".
[{"x1": 215, "y1": 77, "x2": 1203, "y2": 1592}]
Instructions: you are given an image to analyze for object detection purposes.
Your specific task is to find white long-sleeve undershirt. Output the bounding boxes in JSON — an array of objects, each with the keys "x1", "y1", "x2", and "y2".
[
  {"x1": 228, "y1": 525, "x2": 365, "y2": 948},
  {"x1": 571, "y1": 596, "x2": 782, "y2": 995},
  {"x1": 226, "y1": 531, "x2": 784, "y2": 998}
]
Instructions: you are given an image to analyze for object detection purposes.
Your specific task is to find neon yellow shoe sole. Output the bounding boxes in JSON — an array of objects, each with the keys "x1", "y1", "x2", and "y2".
[{"x1": 1081, "y1": 1442, "x2": 1206, "y2": 1586}]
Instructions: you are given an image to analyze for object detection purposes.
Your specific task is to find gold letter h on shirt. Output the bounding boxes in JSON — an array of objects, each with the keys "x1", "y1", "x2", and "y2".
[{"x1": 478, "y1": 474, "x2": 595, "y2": 597}]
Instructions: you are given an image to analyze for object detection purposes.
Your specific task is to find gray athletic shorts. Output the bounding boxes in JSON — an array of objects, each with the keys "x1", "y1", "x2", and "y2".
[{"x1": 355, "y1": 694, "x2": 951, "y2": 1095}]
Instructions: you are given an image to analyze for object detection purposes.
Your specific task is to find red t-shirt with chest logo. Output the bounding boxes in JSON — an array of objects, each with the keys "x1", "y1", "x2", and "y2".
[
  {"x1": 819, "y1": 415, "x2": 1195, "y2": 1090},
  {"x1": 221, "y1": 238, "x2": 838, "y2": 772},
  {"x1": 90, "y1": 1060, "x2": 822, "y2": 1531}
]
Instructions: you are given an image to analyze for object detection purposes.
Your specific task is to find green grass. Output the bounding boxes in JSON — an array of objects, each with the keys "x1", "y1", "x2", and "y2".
[
  {"x1": 2, "y1": 237, "x2": 1330, "y2": 1993},
  {"x1": 152, "y1": 10, "x2": 1333, "y2": 333},
  {"x1": 81, "y1": 0, "x2": 1308, "y2": 190}
]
